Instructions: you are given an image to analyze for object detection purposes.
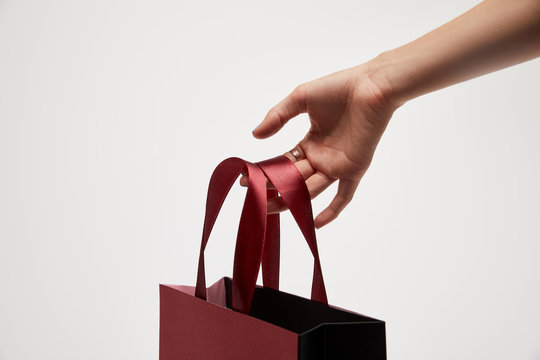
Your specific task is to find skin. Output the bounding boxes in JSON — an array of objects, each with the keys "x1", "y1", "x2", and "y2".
[{"x1": 245, "y1": 0, "x2": 540, "y2": 229}]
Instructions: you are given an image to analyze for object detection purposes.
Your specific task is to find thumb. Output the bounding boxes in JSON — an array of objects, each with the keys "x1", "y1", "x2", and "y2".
[{"x1": 252, "y1": 85, "x2": 307, "y2": 139}]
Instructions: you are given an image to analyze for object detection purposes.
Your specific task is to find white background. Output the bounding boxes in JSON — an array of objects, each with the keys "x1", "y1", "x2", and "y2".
[{"x1": 1, "y1": 0, "x2": 539, "y2": 359}]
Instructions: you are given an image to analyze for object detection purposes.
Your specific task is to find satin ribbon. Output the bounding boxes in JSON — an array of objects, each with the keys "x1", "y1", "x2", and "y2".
[{"x1": 195, "y1": 156, "x2": 328, "y2": 314}]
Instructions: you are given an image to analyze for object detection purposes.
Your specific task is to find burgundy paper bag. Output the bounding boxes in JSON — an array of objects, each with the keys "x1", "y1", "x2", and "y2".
[{"x1": 160, "y1": 156, "x2": 386, "y2": 359}]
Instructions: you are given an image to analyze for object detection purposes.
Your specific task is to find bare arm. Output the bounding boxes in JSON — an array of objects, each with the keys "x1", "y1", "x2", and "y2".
[{"x1": 377, "y1": 0, "x2": 540, "y2": 105}]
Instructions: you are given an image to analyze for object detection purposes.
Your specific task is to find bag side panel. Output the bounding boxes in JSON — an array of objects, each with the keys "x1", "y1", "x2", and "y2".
[
  {"x1": 249, "y1": 285, "x2": 381, "y2": 333},
  {"x1": 299, "y1": 322, "x2": 386, "y2": 360}
]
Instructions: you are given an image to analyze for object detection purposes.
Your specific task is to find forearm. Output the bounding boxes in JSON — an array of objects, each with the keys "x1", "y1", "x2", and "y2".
[{"x1": 372, "y1": 0, "x2": 540, "y2": 106}]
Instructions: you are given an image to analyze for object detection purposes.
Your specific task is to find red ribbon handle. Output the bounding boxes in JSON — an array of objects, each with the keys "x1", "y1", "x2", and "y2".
[
  {"x1": 195, "y1": 156, "x2": 328, "y2": 314},
  {"x1": 195, "y1": 158, "x2": 267, "y2": 314},
  {"x1": 258, "y1": 156, "x2": 328, "y2": 304},
  {"x1": 261, "y1": 189, "x2": 280, "y2": 291}
]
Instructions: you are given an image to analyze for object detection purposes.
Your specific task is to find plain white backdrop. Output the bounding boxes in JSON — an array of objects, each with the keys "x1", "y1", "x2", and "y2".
[{"x1": 1, "y1": 0, "x2": 539, "y2": 359}]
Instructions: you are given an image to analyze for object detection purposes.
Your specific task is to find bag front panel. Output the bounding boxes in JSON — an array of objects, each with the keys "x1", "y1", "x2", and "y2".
[{"x1": 159, "y1": 284, "x2": 298, "y2": 360}]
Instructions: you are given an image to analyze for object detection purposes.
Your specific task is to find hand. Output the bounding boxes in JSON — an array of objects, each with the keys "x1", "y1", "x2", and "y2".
[{"x1": 246, "y1": 62, "x2": 399, "y2": 228}]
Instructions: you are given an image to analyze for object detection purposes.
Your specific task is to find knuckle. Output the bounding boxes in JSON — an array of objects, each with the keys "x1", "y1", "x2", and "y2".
[
  {"x1": 338, "y1": 192, "x2": 353, "y2": 204},
  {"x1": 268, "y1": 107, "x2": 285, "y2": 125},
  {"x1": 291, "y1": 84, "x2": 306, "y2": 100}
]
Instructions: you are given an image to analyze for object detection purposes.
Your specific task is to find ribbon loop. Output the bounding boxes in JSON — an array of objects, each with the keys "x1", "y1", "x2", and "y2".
[
  {"x1": 257, "y1": 156, "x2": 328, "y2": 304},
  {"x1": 194, "y1": 158, "x2": 267, "y2": 314},
  {"x1": 195, "y1": 156, "x2": 328, "y2": 314}
]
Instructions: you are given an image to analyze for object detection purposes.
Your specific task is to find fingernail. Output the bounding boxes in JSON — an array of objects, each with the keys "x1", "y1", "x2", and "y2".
[{"x1": 252, "y1": 122, "x2": 261, "y2": 133}]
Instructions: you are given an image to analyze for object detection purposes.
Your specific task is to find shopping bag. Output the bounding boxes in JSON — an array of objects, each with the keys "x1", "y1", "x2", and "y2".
[{"x1": 160, "y1": 156, "x2": 386, "y2": 359}]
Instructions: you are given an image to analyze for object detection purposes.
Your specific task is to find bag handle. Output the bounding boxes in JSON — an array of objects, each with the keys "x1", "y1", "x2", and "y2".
[
  {"x1": 261, "y1": 189, "x2": 280, "y2": 291},
  {"x1": 257, "y1": 156, "x2": 328, "y2": 304},
  {"x1": 195, "y1": 158, "x2": 268, "y2": 314},
  {"x1": 195, "y1": 156, "x2": 328, "y2": 314}
]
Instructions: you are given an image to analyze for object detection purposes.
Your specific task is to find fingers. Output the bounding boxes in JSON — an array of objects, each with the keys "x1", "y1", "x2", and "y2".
[
  {"x1": 305, "y1": 172, "x2": 335, "y2": 200},
  {"x1": 267, "y1": 196, "x2": 287, "y2": 214},
  {"x1": 252, "y1": 85, "x2": 307, "y2": 139},
  {"x1": 314, "y1": 179, "x2": 360, "y2": 229},
  {"x1": 242, "y1": 165, "x2": 359, "y2": 228},
  {"x1": 267, "y1": 172, "x2": 335, "y2": 214}
]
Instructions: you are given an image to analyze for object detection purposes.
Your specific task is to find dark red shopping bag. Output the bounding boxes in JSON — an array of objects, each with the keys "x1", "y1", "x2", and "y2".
[{"x1": 160, "y1": 156, "x2": 386, "y2": 360}]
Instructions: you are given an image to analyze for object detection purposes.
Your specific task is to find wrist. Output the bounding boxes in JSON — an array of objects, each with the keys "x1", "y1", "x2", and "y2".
[{"x1": 366, "y1": 50, "x2": 416, "y2": 108}]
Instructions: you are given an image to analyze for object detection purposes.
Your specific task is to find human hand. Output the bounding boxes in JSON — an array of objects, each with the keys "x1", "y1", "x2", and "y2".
[{"x1": 244, "y1": 62, "x2": 399, "y2": 228}]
